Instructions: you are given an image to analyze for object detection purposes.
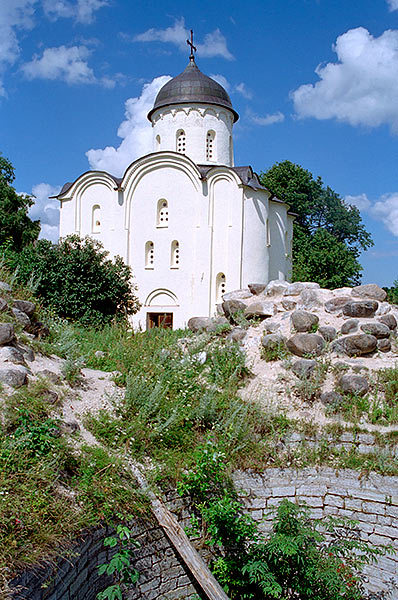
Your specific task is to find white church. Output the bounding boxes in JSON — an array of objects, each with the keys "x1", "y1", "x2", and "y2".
[{"x1": 56, "y1": 45, "x2": 294, "y2": 330}]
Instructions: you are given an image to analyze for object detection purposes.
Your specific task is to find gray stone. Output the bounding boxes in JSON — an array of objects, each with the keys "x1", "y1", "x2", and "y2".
[
  {"x1": 332, "y1": 334, "x2": 377, "y2": 357},
  {"x1": 0, "y1": 346, "x2": 26, "y2": 365},
  {"x1": 0, "y1": 281, "x2": 11, "y2": 292},
  {"x1": 214, "y1": 316, "x2": 229, "y2": 326},
  {"x1": 286, "y1": 333, "x2": 325, "y2": 357},
  {"x1": 264, "y1": 320, "x2": 281, "y2": 333},
  {"x1": 281, "y1": 299, "x2": 297, "y2": 311},
  {"x1": 222, "y1": 289, "x2": 252, "y2": 301},
  {"x1": 222, "y1": 299, "x2": 247, "y2": 320},
  {"x1": 261, "y1": 333, "x2": 285, "y2": 351},
  {"x1": 60, "y1": 421, "x2": 80, "y2": 434},
  {"x1": 187, "y1": 317, "x2": 214, "y2": 332},
  {"x1": 343, "y1": 300, "x2": 378, "y2": 318},
  {"x1": 0, "y1": 367, "x2": 28, "y2": 388},
  {"x1": 37, "y1": 369, "x2": 61, "y2": 384},
  {"x1": 375, "y1": 302, "x2": 391, "y2": 316},
  {"x1": 324, "y1": 296, "x2": 352, "y2": 313},
  {"x1": 248, "y1": 283, "x2": 266, "y2": 295},
  {"x1": 0, "y1": 323, "x2": 14, "y2": 345},
  {"x1": 291, "y1": 310, "x2": 319, "y2": 332},
  {"x1": 320, "y1": 391, "x2": 343, "y2": 406},
  {"x1": 298, "y1": 289, "x2": 322, "y2": 308},
  {"x1": 12, "y1": 341, "x2": 35, "y2": 362},
  {"x1": 339, "y1": 374, "x2": 369, "y2": 396},
  {"x1": 0, "y1": 298, "x2": 7, "y2": 312},
  {"x1": 284, "y1": 281, "x2": 320, "y2": 296},
  {"x1": 360, "y1": 322, "x2": 391, "y2": 339},
  {"x1": 378, "y1": 314, "x2": 397, "y2": 330},
  {"x1": 244, "y1": 301, "x2": 274, "y2": 320},
  {"x1": 291, "y1": 358, "x2": 317, "y2": 378},
  {"x1": 341, "y1": 319, "x2": 359, "y2": 334},
  {"x1": 191, "y1": 351, "x2": 207, "y2": 364},
  {"x1": 318, "y1": 326, "x2": 337, "y2": 342},
  {"x1": 266, "y1": 280, "x2": 289, "y2": 296},
  {"x1": 227, "y1": 327, "x2": 247, "y2": 343},
  {"x1": 95, "y1": 350, "x2": 105, "y2": 358},
  {"x1": 41, "y1": 389, "x2": 59, "y2": 405},
  {"x1": 378, "y1": 338, "x2": 391, "y2": 353},
  {"x1": 352, "y1": 284, "x2": 387, "y2": 302},
  {"x1": 12, "y1": 299, "x2": 36, "y2": 316},
  {"x1": 12, "y1": 308, "x2": 31, "y2": 327}
]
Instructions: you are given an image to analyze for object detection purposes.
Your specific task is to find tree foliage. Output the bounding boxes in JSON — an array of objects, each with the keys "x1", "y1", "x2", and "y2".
[
  {"x1": 0, "y1": 154, "x2": 40, "y2": 250},
  {"x1": 2, "y1": 235, "x2": 140, "y2": 326},
  {"x1": 260, "y1": 161, "x2": 373, "y2": 287}
]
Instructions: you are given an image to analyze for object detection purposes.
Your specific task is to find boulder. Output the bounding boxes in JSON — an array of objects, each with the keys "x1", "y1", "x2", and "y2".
[
  {"x1": 0, "y1": 346, "x2": 26, "y2": 366},
  {"x1": 264, "y1": 321, "x2": 281, "y2": 334},
  {"x1": 341, "y1": 319, "x2": 359, "y2": 335},
  {"x1": 342, "y1": 301, "x2": 378, "y2": 318},
  {"x1": 286, "y1": 333, "x2": 325, "y2": 357},
  {"x1": 0, "y1": 323, "x2": 14, "y2": 346},
  {"x1": 320, "y1": 391, "x2": 343, "y2": 407},
  {"x1": 339, "y1": 374, "x2": 369, "y2": 396},
  {"x1": 261, "y1": 333, "x2": 285, "y2": 351},
  {"x1": 187, "y1": 317, "x2": 214, "y2": 333},
  {"x1": 227, "y1": 327, "x2": 247, "y2": 343},
  {"x1": 11, "y1": 308, "x2": 31, "y2": 327},
  {"x1": 284, "y1": 282, "x2": 320, "y2": 296},
  {"x1": 222, "y1": 300, "x2": 248, "y2": 321},
  {"x1": 291, "y1": 358, "x2": 317, "y2": 378},
  {"x1": 11, "y1": 341, "x2": 35, "y2": 362},
  {"x1": 248, "y1": 283, "x2": 266, "y2": 295},
  {"x1": 378, "y1": 314, "x2": 397, "y2": 331},
  {"x1": 324, "y1": 296, "x2": 352, "y2": 313},
  {"x1": 351, "y1": 284, "x2": 387, "y2": 302},
  {"x1": 222, "y1": 289, "x2": 252, "y2": 302},
  {"x1": 60, "y1": 421, "x2": 80, "y2": 434},
  {"x1": 266, "y1": 280, "x2": 289, "y2": 296},
  {"x1": 37, "y1": 369, "x2": 61, "y2": 384},
  {"x1": 12, "y1": 299, "x2": 36, "y2": 316},
  {"x1": 360, "y1": 322, "x2": 390, "y2": 339},
  {"x1": 41, "y1": 390, "x2": 59, "y2": 405},
  {"x1": 244, "y1": 301, "x2": 274, "y2": 320},
  {"x1": 291, "y1": 310, "x2": 319, "y2": 333},
  {"x1": 376, "y1": 302, "x2": 391, "y2": 316},
  {"x1": 0, "y1": 298, "x2": 7, "y2": 312},
  {"x1": 0, "y1": 367, "x2": 28, "y2": 388},
  {"x1": 378, "y1": 338, "x2": 391, "y2": 353},
  {"x1": 332, "y1": 334, "x2": 377, "y2": 357},
  {"x1": 298, "y1": 289, "x2": 322, "y2": 309},
  {"x1": 318, "y1": 326, "x2": 337, "y2": 342},
  {"x1": 0, "y1": 281, "x2": 12, "y2": 292},
  {"x1": 281, "y1": 299, "x2": 297, "y2": 311}
]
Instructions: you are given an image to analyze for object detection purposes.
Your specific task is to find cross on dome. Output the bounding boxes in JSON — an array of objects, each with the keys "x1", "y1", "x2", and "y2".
[{"x1": 186, "y1": 29, "x2": 197, "y2": 61}]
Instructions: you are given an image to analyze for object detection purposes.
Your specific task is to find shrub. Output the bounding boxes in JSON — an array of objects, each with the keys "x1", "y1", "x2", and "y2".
[{"x1": 2, "y1": 235, "x2": 140, "y2": 326}]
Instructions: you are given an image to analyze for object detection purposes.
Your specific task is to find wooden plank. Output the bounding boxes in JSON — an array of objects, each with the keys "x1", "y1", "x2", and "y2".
[{"x1": 129, "y1": 463, "x2": 231, "y2": 600}]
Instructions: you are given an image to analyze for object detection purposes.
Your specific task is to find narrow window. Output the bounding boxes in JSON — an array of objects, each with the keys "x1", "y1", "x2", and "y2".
[
  {"x1": 157, "y1": 199, "x2": 169, "y2": 227},
  {"x1": 156, "y1": 134, "x2": 161, "y2": 151},
  {"x1": 170, "y1": 240, "x2": 180, "y2": 268},
  {"x1": 92, "y1": 205, "x2": 101, "y2": 233},
  {"x1": 206, "y1": 130, "x2": 215, "y2": 161},
  {"x1": 145, "y1": 241, "x2": 154, "y2": 268},
  {"x1": 176, "y1": 129, "x2": 186, "y2": 154},
  {"x1": 266, "y1": 218, "x2": 270, "y2": 246},
  {"x1": 216, "y1": 273, "x2": 226, "y2": 303},
  {"x1": 229, "y1": 135, "x2": 233, "y2": 165}
]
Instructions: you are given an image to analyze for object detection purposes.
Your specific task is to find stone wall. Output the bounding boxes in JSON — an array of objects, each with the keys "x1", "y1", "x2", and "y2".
[
  {"x1": 10, "y1": 517, "x2": 202, "y2": 600},
  {"x1": 233, "y1": 467, "x2": 398, "y2": 597}
]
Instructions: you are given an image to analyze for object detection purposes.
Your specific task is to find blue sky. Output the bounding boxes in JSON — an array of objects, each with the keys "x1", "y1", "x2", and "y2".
[{"x1": 1, "y1": 0, "x2": 398, "y2": 286}]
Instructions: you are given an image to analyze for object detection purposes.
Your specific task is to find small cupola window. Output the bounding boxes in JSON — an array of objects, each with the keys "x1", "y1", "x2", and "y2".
[
  {"x1": 156, "y1": 134, "x2": 161, "y2": 151},
  {"x1": 157, "y1": 199, "x2": 169, "y2": 227},
  {"x1": 145, "y1": 241, "x2": 154, "y2": 268},
  {"x1": 206, "y1": 130, "x2": 216, "y2": 161},
  {"x1": 176, "y1": 130, "x2": 186, "y2": 154},
  {"x1": 170, "y1": 240, "x2": 180, "y2": 268},
  {"x1": 216, "y1": 273, "x2": 226, "y2": 303},
  {"x1": 92, "y1": 205, "x2": 101, "y2": 233}
]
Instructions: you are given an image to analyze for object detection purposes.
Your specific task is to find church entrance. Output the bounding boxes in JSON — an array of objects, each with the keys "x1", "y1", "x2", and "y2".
[{"x1": 147, "y1": 312, "x2": 173, "y2": 329}]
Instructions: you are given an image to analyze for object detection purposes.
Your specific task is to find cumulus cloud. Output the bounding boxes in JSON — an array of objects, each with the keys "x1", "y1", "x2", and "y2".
[
  {"x1": 387, "y1": 0, "x2": 398, "y2": 11},
  {"x1": 42, "y1": 0, "x2": 108, "y2": 24},
  {"x1": 345, "y1": 193, "x2": 371, "y2": 212},
  {"x1": 21, "y1": 45, "x2": 115, "y2": 86},
  {"x1": 86, "y1": 75, "x2": 171, "y2": 176},
  {"x1": 29, "y1": 182, "x2": 61, "y2": 242},
  {"x1": 235, "y1": 82, "x2": 252, "y2": 99},
  {"x1": 133, "y1": 18, "x2": 234, "y2": 60},
  {"x1": 346, "y1": 191, "x2": 398, "y2": 237},
  {"x1": 249, "y1": 110, "x2": 285, "y2": 126},
  {"x1": 292, "y1": 27, "x2": 398, "y2": 133}
]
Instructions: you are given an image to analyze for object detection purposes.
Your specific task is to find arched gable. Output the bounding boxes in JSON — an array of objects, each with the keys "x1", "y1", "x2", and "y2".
[{"x1": 145, "y1": 288, "x2": 179, "y2": 307}]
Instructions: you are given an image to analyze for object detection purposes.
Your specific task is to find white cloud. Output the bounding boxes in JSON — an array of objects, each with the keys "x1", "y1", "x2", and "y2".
[
  {"x1": 42, "y1": 0, "x2": 108, "y2": 24},
  {"x1": 235, "y1": 82, "x2": 252, "y2": 99},
  {"x1": 249, "y1": 110, "x2": 285, "y2": 126},
  {"x1": 29, "y1": 182, "x2": 61, "y2": 242},
  {"x1": 346, "y1": 191, "x2": 398, "y2": 236},
  {"x1": 292, "y1": 27, "x2": 398, "y2": 133},
  {"x1": 345, "y1": 193, "x2": 371, "y2": 211},
  {"x1": 86, "y1": 75, "x2": 171, "y2": 176},
  {"x1": 210, "y1": 73, "x2": 230, "y2": 91},
  {"x1": 21, "y1": 45, "x2": 115, "y2": 86},
  {"x1": 134, "y1": 18, "x2": 234, "y2": 60},
  {"x1": 387, "y1": 0, "x2": 398, "y2": 11}
]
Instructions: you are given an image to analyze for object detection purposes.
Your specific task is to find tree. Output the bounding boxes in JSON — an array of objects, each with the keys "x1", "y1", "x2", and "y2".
[
  {"x1": 3, "y1": 235, "x2": 140, "y2": 326},
  {"x1": 0, "y1": 154, "x2": 40, "y2": 250},
  {"x1": 260, "y1": 161, "x2": 373, "y2": 287}
]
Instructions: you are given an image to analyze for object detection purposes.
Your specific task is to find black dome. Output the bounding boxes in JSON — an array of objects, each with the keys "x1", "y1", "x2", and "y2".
[{"x1": 147, "y1": 58, "x2": 239, "y2": 122}]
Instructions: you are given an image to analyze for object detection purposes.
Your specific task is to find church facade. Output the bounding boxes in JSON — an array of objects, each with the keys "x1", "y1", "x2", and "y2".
[{"x1": 56, "y1": 53, "x2": 294, "y2": 330}]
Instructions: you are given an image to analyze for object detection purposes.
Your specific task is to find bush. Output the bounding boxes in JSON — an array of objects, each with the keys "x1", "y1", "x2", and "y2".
[{"x1": 2, "y1": 235, "x2": 140, "y2": 326}]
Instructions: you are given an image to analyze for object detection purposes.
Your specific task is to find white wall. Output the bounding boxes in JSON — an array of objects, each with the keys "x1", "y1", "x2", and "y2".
[{"x1": 241, "y1": 189, "x2": 270, "y2": 286}]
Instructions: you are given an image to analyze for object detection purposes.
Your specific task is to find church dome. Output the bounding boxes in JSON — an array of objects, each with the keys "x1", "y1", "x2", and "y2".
[{"x1": 147, "y1": 58, "x2": 239, "y2": 122}]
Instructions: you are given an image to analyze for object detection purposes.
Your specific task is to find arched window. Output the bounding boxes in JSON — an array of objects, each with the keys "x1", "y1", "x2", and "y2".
[
  {"x1": 155, "y1": 134, "x2": 161, "y2": 151},
  {"x1": 157, "y1": 199, "x2": 169, "y2": 227},
  {"x1": 216, "y1": 273, "x2": 226, "y2": 303},
  {"x1": 206, "y1": 130, "x2": 216, "y2": 161},
  {"x1": 92, "y1": 205, "x2": 101, "y2": 233},
  {"x1": 176, "y1": 129, "x2": 186, "y2": 153},
  {"x1": 170, "y1": 240, "x2": 180, "y2": 268},
  {"x1": 145, "y1": 241, "x2": 154, "y2": 268}
]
